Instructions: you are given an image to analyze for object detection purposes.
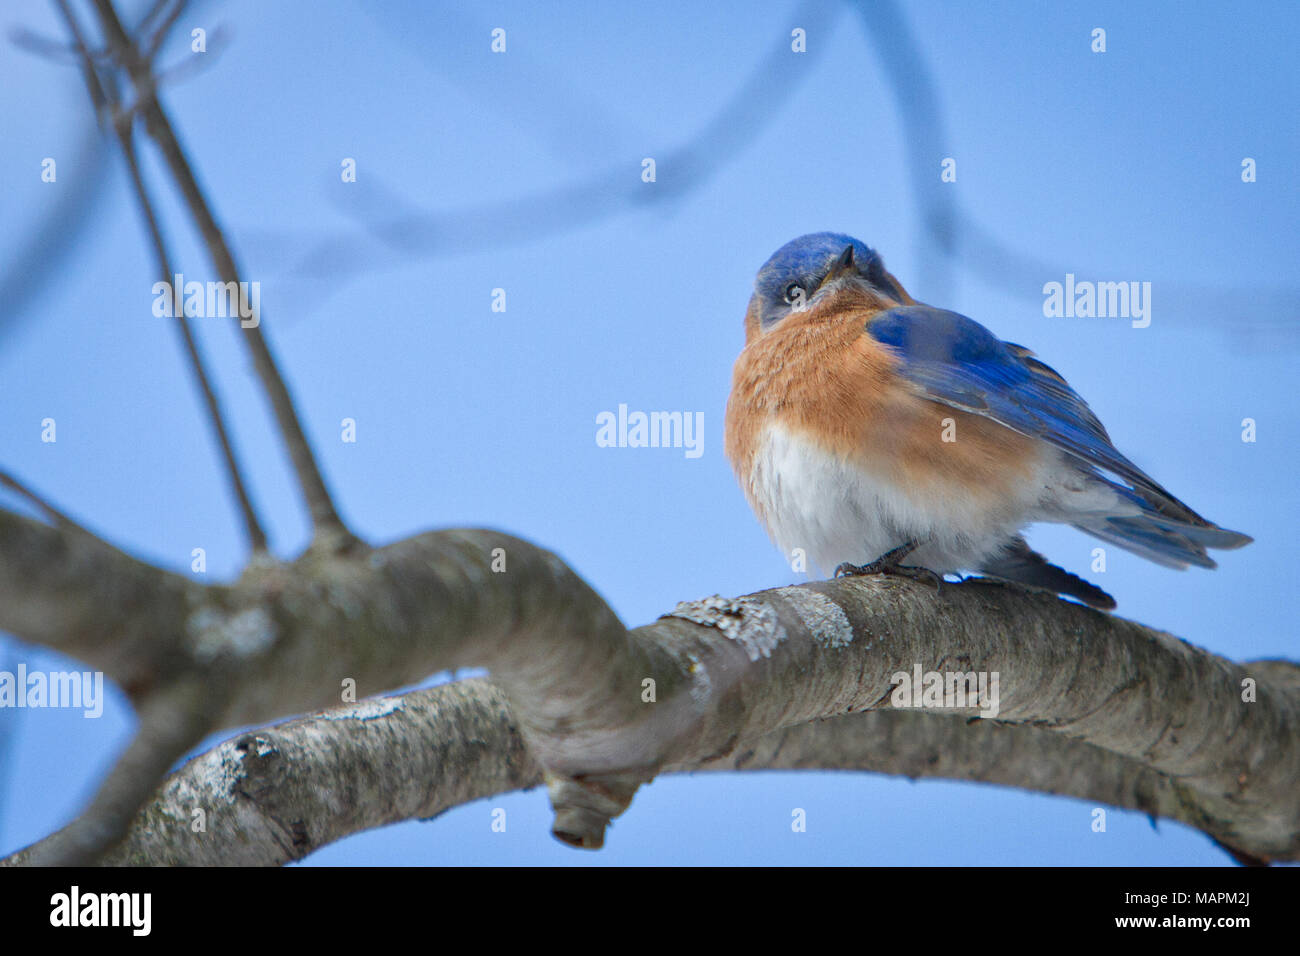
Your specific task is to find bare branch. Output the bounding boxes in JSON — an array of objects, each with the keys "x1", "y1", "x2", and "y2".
[
  {"x1": 21, "y1": 677, "x2": 216, "y2": 866},
  {"x1": 5, "y1": 681, "x2": 540, "y2": 866},
  {"x1": 115, "y1": 128, "x2": 269, "y2": 552},
  {"x1": 247, "y1": 0, "x2": 844, "y2": 301},
  {"x1": 138, "y1": 0, "x2": 186, "y2": 61},
  {"x1": 0, "y1": 470, "x2": 96, "y2": 537},
  {"x1": 52, "y1": 0, "x2": 268, "y2": 554},
  {"x1": 89, "y1": 0, "x2": 354, "y2": 548},
  {"x1": 9, "y1": 657, "x2": 1297, "y2": 866},
  {"x1": 0, "y1": 508, "x2": 199, "y2": 691},
  {"x1": 8, "y1": 26, "x2": 101, "y2": 63},
  {"x1": 2, "y1": 516, "x2": 1296, "y2": 864}
]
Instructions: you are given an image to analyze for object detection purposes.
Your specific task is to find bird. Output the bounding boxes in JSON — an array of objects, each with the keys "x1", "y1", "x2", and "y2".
[{"x1": 723, "y1": 232, "x2": 1252, "y2": 610}]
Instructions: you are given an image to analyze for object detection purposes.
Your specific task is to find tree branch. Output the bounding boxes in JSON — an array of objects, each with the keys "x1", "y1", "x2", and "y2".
[
  {"x1": 19, "y1": 676, "x2": 216, "y2": 866},
  {"x1": 0, "y1": 469, "x2": 98, "y2": 537},
  {"x1": 3, "y1": 516, "x2": 1296, "y2": 864},
  {"x1": 53, "y1": 0, "x2": 268, "y2": 554},
  {"x1": 88, "y1": 0, "x2": 353, "y2": 547},
  {"x1": 7, "y1": 657, "x2": 1297, "y2": 866}
]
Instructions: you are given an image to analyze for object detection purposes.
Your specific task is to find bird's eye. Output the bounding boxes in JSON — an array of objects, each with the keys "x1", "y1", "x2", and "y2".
[{"x1": 783, "y1": 283, "x2": 803, "y2": 304}]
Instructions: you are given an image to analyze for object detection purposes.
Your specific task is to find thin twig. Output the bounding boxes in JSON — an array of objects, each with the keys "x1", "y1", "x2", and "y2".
[
  {"x1": 90, "y1": 0, "x2": 355, "y2": 549},
  {"x1": 8, "y1": 26, "x2": 103, "y2": 63},
  {"x1": 53, "y1": 0, "x2": 268, "y2": 553},
  {"x1": 116, "y1": 132, "x2": 270, "y2": 552},
  {"x1": 138, "y1": 0, "x2": 185, "y2": 61},
  {"x1": 0, "y1": 470, "x2": 94, "y2": 536}
]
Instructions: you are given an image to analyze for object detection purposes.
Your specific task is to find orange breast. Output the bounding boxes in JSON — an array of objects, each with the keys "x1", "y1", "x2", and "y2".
[{"x1": 724, "y1": 287, "x2": 1042, "y2": 514}]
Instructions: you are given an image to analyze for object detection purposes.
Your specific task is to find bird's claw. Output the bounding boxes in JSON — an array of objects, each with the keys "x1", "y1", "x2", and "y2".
[{"x1": 834, "y1": 541, "x2": 943, "y2": 591}]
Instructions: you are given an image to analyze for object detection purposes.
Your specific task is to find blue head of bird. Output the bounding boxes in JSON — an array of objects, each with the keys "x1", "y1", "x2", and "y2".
[{"x1": 747, "y1": 232, "x2": 911, "y2": 341}]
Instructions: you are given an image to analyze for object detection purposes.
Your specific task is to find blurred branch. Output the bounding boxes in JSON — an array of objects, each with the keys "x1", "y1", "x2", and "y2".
[
  {"x1": 854, "y1": 0, "x2": 955, "y2": 300},
  {"x1": 89, "y1": 0, "x2": 354, "y2": 548},
  {"x1": 115, "y1": 127, "x2": 269, "y2": 552},
  {"x1": 946, "y1": 210, "x2": 1300, "y2": 348},
  {"x1": 52, "y1": 0, "x2": 268, "y2": 554},
  {"x1": 858, "y1": 0, "x2": 1298, "y2": 347},
  {"x1": 0, "y1": 468, "x2": 98, "y2": 536},
  {"x1": 0, "y1": 124, "x2": 110, "y2": 342},
  {"x1": 245, "y1": 0, "x2": 843, "y2": 304},
  {"x1": 138, "y1": 0, "x2": 185, "y2": 61},
  {"x1": 0, "y1": 0, "x2": 200, "y2": 342}
]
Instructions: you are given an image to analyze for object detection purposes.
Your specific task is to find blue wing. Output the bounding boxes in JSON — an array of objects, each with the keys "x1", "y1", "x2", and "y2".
[{"x1": 865, "y1": 305, "x2": 1251, "y2": 567}]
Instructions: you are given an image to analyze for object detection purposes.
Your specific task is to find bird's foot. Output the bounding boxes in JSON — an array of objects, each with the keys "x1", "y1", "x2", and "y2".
[
  {"x1": 834, "y1": 540, "x2": 919, "y2": 576},
  {"x1": 834, "y1": 542, "x2": 943, "y2": 590}
]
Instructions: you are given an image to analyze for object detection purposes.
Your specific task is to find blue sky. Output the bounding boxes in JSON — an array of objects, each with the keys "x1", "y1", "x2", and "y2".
[{"x1": 1, "y1": 0, "x2": 1296, "y2": 865}]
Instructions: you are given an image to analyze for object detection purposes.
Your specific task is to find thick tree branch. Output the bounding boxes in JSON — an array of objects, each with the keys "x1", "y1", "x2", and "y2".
[
  {"x1": 19, "y1": 676, "x2": 216, "y2": 866},
  {"x1": 7, "y1": 663, "x2": 1296, "y2": 866},
  {"x1": 5, "y1": 681, "x2": 541, "y2": 866},
  {"x1": 0, "y1": 507, "x2": 200, "y2": 694},
  {"x1": 2, "y1": 515, "x2": 1296, "y2": 864}
]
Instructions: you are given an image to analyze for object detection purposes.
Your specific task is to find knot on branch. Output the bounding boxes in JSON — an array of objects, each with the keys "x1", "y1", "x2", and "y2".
[{"x1": 545, "y1": 770, "x2": 649, "y2": 850}]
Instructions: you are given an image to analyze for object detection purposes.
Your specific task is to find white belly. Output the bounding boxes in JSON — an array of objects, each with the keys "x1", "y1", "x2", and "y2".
[{"x1": 746, "y1": 423, "x2": 1054, "y2": 576}]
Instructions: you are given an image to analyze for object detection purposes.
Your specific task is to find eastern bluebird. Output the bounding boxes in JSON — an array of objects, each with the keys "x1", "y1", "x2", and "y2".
[{"x1": 723, "y1": 232, "x2": 1252, "y2": 610}]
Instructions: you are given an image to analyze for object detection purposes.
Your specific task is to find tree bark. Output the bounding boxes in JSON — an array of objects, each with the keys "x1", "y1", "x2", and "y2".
[{"x1": 4, "y1": 514, "x2": 1296, "y2": 864}]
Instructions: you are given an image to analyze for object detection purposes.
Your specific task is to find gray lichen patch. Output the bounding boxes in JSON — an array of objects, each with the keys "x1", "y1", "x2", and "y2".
[
  {"x1": 780, "y1": 587, "x2": 856, "y2": 649},
  {"x1": 186, "y1": 605, "x2": 278, "y2": 662},
  {"x1": 665, "y1": 595, "x2": 785, "y2": 662}
]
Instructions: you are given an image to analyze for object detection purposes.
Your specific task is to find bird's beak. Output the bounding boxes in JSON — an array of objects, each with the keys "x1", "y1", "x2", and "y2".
[{"x1": 818, "y1": 244, "x2": 857, "y2": 289}]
